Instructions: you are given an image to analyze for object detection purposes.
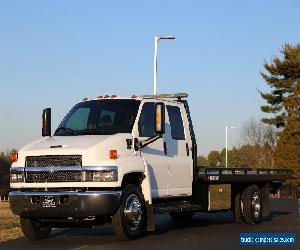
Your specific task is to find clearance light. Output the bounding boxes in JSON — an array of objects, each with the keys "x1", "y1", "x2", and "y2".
[
  {"x1": 82, "y1": 97, "x2": 88, "y2": 101},
  {"x1": 104, "y1": 95, "x2": 109, "y2": 98},
  {"x1": 156, "y1": 107, "x2": 162, "y2": 131},
  {"x1": 131, "y1": 95, "x2": 137, "y2": 98},
  {"x1": 109, "y1": 150, "x2": 118, "y2": 159},
  {"x1": 111, "y1": 94, "x2": 117, "y2": 98},
  {"x1": 11, "y1": 152, "x2": 18, "y2": 162},
  {"x1": 97, "y1": 96, "x2": 103, "y2": 99}
]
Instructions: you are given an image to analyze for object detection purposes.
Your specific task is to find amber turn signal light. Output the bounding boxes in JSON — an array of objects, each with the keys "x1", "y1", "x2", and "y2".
[
  {"x1": 11, "y1": 152, "x2": 18, "y2": 162},
  {"x1": 109, "y1": 150, "x2": 118, "y2": 159}
]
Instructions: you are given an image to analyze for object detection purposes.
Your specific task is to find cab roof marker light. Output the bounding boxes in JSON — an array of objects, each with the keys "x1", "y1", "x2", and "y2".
[
  {"x1": 97, "y1": 96, "x2": 103, "y2": 99},
  {"x1": 82, "y1": 97, "x2": 88, "y2": 101},
  {"x1": 111, "y1": 94, "x2": 117, "y2": 98},
  {"x1": 131, "y1": 95, "x2": 137, "y2": 98},
  {"x1": 104, "y1": 95, "x2": 110, "y2": 98}
]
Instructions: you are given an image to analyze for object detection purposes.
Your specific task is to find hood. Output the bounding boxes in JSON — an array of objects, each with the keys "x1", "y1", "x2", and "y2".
[
  {"x1": 14, "y1": 133, "x2": 132, "y2": 167},
  {"x1": 21, "y1": 135, "x2": 111, "y2": 152}
]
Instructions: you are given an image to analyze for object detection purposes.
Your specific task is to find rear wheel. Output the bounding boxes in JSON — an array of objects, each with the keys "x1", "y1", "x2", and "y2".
[
  {"x1": 241, "y1": 185, "x2": 262, "y2": 224},
  {"x1": 20, "y1": 217, "x2": 52, "y2": 241},
  {"x1": 112, "y1": 184, "x2": 146, "y2": 240}
]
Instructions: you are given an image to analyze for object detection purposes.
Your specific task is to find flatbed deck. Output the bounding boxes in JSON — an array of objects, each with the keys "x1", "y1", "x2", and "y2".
[{"x1": 196, "y1": 167, "x2": 292, "y2": 184}]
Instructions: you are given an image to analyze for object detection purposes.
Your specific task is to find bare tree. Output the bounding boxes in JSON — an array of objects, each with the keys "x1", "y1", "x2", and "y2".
[
  {"x1": 240, "y1": 118, "x2": 277, "y2": 168},
  {"x1": 241, "y1": 118, "x2": 277, "y2": 146}
]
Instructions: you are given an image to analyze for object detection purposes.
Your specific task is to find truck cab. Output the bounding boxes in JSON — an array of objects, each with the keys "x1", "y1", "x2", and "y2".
[{"x1": 9, "y1": 94, "x2": 194, "y2": 240}]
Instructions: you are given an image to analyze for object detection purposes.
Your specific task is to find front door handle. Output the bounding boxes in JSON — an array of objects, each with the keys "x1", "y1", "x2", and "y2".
[
  {"x1": 163, "y1": 142, "x2": 167, "y2": 155},
  {"x1": 186, "y1": 143, "x2": 189, "y2": 156}
]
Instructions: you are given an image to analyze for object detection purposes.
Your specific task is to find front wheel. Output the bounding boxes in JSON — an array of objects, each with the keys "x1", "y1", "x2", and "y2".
[
  {"x1": 112, "y1": 184, "x2": 146, "y2": 240},
  {"x1": 20, "y1": 217, "x2": 52, "y2": 241}
]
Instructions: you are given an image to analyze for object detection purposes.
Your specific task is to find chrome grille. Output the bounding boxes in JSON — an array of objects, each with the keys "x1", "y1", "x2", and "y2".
[
  {"x1": 26, "y1": 155, "x2": 82, "y2": 167},
  {"x1": 26, "y1": 171, "x2": 81, "y2": 183}
]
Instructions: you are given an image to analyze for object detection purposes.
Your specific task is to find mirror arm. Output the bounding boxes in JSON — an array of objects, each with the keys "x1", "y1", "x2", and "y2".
[{"x1": 135, "y1": 135, "x2": 161, "y2": 150}]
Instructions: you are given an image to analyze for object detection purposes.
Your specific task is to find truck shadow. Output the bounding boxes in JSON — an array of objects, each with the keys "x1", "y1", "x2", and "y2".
[
  {"x1": 153, "y1": 211, "x2": 234, "y2": 235},
  {"x1": 0, "y1": 208, "x2": 293, "y2": 249},
  {"x1": 264, "y1": 210, "x2": 292, "y2": 222},
  {"x1": 153, "y1": 210, "x2": 292, "y2": 236},
  {"x1": 48, "y1": 209, "x2": 292, "y2": 238}
]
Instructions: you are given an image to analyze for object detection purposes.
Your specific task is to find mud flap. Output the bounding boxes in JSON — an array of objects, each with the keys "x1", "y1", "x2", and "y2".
[
  {"x1": 145, "y1": 201, "x2": 155, "y2": 231},
  {"x1": 260, "y1": 182, "x2": 270, "y2": 217},
  {"x1": 233, "y1": 191, "x2": 244, "y2": 223},
  {"x1": 231, "y1": 185, "x2": 244, "y2": 224}
]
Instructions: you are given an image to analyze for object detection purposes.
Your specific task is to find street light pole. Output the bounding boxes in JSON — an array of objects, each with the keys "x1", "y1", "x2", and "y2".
[
  {"x1": 153, "y1": 36, "x2": 175, "y2": 95},
  {"x1": 225, "y1": 126, "x2": 235, "y2": 168}
]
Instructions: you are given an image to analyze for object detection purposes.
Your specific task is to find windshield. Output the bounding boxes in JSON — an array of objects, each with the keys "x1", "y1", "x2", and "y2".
[{"x1": 54, "y1": 99, "x2": 141, "y2": 136}]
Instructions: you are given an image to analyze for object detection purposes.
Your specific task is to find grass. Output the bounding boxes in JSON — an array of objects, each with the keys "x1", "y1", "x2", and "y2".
[{"x1": 0, "y1": 202, "x2": 23, "y2": 242}]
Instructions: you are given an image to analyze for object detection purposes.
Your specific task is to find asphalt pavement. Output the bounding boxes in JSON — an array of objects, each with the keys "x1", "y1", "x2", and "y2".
[{"x1": 0, "y1": 198, "x2": 299, "y2": 250}]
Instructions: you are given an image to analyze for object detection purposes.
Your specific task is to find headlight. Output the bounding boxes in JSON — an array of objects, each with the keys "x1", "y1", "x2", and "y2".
[
  {"x1": 85, "y1": 170, "x2": 118, "y2": 182},
  {"x1": 10, "y1": 173, "x2": 24, "y2": 182}
]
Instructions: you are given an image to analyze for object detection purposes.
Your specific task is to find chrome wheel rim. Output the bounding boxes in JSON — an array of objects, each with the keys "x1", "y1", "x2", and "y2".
[
  {"x1": 251, "y1": 192, "x2": 261, "y2": 219},
  {"x1": 124, "y1": 194, "x2": 142, "y2": 231}
]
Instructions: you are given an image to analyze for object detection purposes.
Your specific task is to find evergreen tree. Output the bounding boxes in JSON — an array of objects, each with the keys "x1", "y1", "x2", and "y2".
[
  {"x1": 274, "y1": 80, "x2": 300, "y2": 187},
  {"x1": 260, "y1": 43, "x2": 300, "y2": 127}
]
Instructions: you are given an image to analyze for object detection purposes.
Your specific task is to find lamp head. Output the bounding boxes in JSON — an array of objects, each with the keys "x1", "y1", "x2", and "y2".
[{"x1": 158, "y1": 36, "x2": 176, "y2": 41}]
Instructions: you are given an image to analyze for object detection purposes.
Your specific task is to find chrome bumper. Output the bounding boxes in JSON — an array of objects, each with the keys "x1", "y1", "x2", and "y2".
[{"x1": 9, "y1": 190, "x2": 122, "y2": 217}]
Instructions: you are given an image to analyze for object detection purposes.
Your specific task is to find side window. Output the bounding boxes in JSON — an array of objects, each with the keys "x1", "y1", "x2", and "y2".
[
  {"x1": 138, "y1": 102, "x2": 156, "y2": 137},
  {"x1": 66, "y1": 107, "x2": 90, "y2": 130},
  {"x1": 167, "y1": 105, "x2": 185, "y2": 140}
]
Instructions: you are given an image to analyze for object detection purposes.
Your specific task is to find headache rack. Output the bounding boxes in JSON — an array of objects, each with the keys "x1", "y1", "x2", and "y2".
[
  {"x1": 196, "y1": 167, "x2": 293, "y2": 183},
  {"x1": 141, "y1": 93, "x2": 188, "y2": 100}
]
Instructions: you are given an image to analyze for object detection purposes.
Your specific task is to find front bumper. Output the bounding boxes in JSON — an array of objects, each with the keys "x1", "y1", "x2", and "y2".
[{"x1": 9, "y1": 190, "x2": 121, "y2": 218}]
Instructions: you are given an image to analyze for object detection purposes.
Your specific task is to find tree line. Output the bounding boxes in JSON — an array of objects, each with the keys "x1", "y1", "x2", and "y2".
[{"x1": 198, "y1": 118, "x2": 276, "y2": 169}]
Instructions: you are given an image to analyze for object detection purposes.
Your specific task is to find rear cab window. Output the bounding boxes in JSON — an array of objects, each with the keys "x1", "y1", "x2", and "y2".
[{"x1": 166, "y1": 105, "x2": 185, "y2": 140}]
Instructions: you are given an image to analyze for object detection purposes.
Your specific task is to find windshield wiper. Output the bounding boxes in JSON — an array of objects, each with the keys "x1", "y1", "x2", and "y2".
[
  {"x1": 55, "y1": 127, "x2": 76, "y2": 135},
  {"x1": 76, "y1": 128, "x2": 115, "y2": 135}
]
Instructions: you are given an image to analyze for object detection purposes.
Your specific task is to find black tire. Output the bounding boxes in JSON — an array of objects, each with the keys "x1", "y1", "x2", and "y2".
[
  {"x1": 233, "y1": 191, "x2": 244, "y2": 224},
  {"x1": 242, "y1": 185, "x2": 262, "y2": 225},
  {"x1": 20, "y1": 217, "x2": 52, "y2": 241},
  {"x1": 112, "y1": 184, "x2": 146, "y2": 240}
]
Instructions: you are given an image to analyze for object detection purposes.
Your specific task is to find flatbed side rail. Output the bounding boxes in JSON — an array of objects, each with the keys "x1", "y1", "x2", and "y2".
[{"x1": 196, "y1": 167, "x2": 293, "y2": 183}]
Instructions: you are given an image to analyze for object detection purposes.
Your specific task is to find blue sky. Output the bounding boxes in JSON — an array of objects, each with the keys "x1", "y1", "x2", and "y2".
[{"x1": 0, "y1": 1, "x2": 299, "y2": 155}]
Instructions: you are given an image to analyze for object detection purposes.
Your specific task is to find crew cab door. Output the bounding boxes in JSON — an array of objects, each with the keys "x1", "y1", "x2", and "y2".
[
  {"x1": 165, "y1": 103, "x2": 193, "y2": 196},
  {"x1": 135, "y1": 101, "x2": 169, "y2": 198}
]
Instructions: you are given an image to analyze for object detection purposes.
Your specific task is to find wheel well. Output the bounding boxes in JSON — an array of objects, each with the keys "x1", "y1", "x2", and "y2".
[{"x1": 121, "y1": 172, "x2": 145, "y2": 189}]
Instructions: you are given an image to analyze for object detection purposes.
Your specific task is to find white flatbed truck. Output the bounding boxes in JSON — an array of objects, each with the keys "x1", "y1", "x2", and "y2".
[{"x1": 9, "y1": 93, "x2": 292, "y2": 240}]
